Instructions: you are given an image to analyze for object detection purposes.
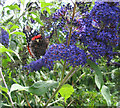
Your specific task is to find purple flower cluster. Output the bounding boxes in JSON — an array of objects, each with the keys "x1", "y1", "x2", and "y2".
[
  {"x1": 90, "y1": 2, "x2": 120, "y2": 27},
  {"x1": 52, "y1": 3, "x2": 90, "y2": 45},
  {"x1": 24, "y1": 58, "x2": 46, "y2": 72},
  {"x1": 79, "y1": 2, "x2": 120, "y2": 61},
  {"x1": 44, "y1": 44, "x2": 86, "y2": 68},
  {"x1": 24, "y1": 44, "x2": 87, "y2": 72},
  {"x1": 0, "y1": 28, "x2": 9, "y2": 47},
  {"x1": 24, "y1": 2, "x2": 120, "y2": 72}
]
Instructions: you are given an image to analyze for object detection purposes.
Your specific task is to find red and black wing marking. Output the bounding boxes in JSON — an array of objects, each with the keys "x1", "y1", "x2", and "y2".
[{"x1": 23, "y1": 26, "x2": 49, "y2": 59}]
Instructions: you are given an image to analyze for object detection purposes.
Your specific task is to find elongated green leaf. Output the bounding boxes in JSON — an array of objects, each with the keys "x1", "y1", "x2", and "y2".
[
  {"x1": 35, "y1": 17, "x2": 43, "y2": 25},
  {"x1": 0, "y1": 92, "x2": 9, "y2": 105},
  {"x1": 27, "y1": 14, "x2": 43, "y2": 26},
  {"x1": 87, "y1": 59, "x2": 111, "y2": 106},
  {"x1": 39, "y1": 0, "x2": 45, "y2": 3},
  {"x1": 10, "y1": 80, "x2": 58, "y2": 96},
  {"x1": 0, "y1": 85, "x2": 8, "y2": 93},
  {"x1": 6, "y1": 52, "x2": 15, "y2": 63},
  {"x1": 6, "y1": 4, "x2": 20, "y2": 10},
  {"x1": 11, "y1": 32, "x2": 25, "y2": 36},
  {"x1": 101, "y1": 85, "x2": 111, "y2": 106},
  {"x1": 58, "y1": 84, "x2": 74, "y2": 103},
  {"x1": 45, "y1": 7, "x2": 51, "y2": 15},
  {"x1": 0, "y1": 44, "x2": 13, "y2": 53},
  {"x1": 87, "y1": 59, "x2": 104, "y2": 89},
  {"x1": 30, "y1": 12, "x2": 38, "y2": 16},
  {"x1": 13, "y1": 51, "x2": 21, "y2": 62},
  {"x1": 20, "y1": 0, "x2": 25, "y2": 5},
  {"x1": 10, "y1": 25, "x2": 19, "y2": 31},
  {"x1": 41, "y1": 2, "x2": 53, "y2": 8},
  {"x1": 28, "y1": 80, "x2": 58, "y2": 96},
  {"x1": 10, "y1": 84, "x2": 29, "y2": 93},
  {"x1": 0, "y1": 44, "x2": 21, "y2": 61}
]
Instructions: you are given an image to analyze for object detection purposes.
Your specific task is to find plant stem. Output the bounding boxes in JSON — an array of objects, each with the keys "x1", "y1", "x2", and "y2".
[
  {"x1": 66, "y1": 70, "x2": 85, "y2": 107},
  {"x1": 60, "y1": 59, "x2": 66, "y2": 83},
  {"x1": 0, "y1": 68, "x2": 15, "y2": 108},
  {"x1": 44, "y1": 67, "x2": 77, "y2": 107},
  {"x1": 67, "y1": 2, "x2": 77, "y2": 46}
]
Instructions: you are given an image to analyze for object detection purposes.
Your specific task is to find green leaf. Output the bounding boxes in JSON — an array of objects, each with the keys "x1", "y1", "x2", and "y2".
[
  {"x1": 0, "y1": 44, "x2": 13, "y2": 53},
  {"x1": 28, "y1": 14, "x2": 43, "y2": 26},
  {"x1": 0, "y1": 44, "x2": 21, "y2": 61},
  {"x1": 8, "y1": 22, "x2": 13, "y2": 25},
  {"x1": 10, "y1": 80, "x2": 58, "y2": 96},
  {"x1": 2, "y1": 54, "x2": 11, "y2": 68},
  {"x1": 6, "y1": 52, "x2": 15, "y2": 63},
  {"x1": 10, "y1": 25, "x2": 19, "y2": 31},
  {"x1": 6, "y1": 4, "x2": 20, "y2": 10},
  {"x1": 0, "y1": 85, "x2": 8, "y2": 93},
  {"x1": 45, "y1": 7, "x2": 51, "y2": 15},
  {"x1": 39, "y1": 0, "x2": 45, "y2": 3},
  {"x1": 12, "y1": 32, "x2": 25, "y2": 36},
  {"x1": 41, "y1": 2, "x2": 53, "y2": 8},
  {"x1": 87, "y1": 59, "x2": 111, "y2": 106},
  {"x1": 101, "y1": 85, "x2": 111, "y2": 106},
  {"x1": 35, "y1": 17, "x2": 43, "y2": 25},
  {"x1": 0, "y1": 27, "x2": 10, "y2": 35},
  {"x1": 12, "y1": 51, "x2": 21, "y2": 62},
  {"x1": 30, "y1": 12, "x2": 38, "y2": 16},
  {"x1": 0, "y1": 92, "x2": 9, "y2": 105},
  {"x1": 20, "y1": 0, "x2": 25, "y2": 5},
  {"x1": 87, "y1": 59, "x2": 104, "y2": 89},
  {"x1": 58, "y1": 84, "x2": 74, "y2": 103},
  {"x1": 28, "y1": 80, "x2": 58, "y2": 96},
  {"x1": 10, "y1": 84, "x2": 29, "y2": 93}
]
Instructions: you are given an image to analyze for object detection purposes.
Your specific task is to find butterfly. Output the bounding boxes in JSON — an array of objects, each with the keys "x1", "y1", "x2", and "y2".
[{"x1": 23, "y1": 26, "x2": 49, "y2": 59}]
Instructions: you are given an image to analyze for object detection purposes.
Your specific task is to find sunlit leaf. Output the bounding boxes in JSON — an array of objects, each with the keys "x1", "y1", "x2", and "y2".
[
  {"x1": 10, "y1": 25, "x2": 19, "y2": 31},
  {"x1": 0, "y1": 44, "x2": 13, "y2": 53},
  {"x1": 6, "y1": 4, "x2": 20, "y2": 10},
  {"x1": 101, "y1": 85, "x2": 111, "y2": 106},
  {"x1": 41, "y1": 2, "x2": 53, "y2": 8},
  {"x1": 58, "y1": 84, "x2": 74, "y2": 103},
  {"x1": 35, "y1": 17, "x2": 43, "y2": 25},
  {"x1": 8, "y1": 22, "x2": 13, "y2": 25},
  {"x1": 6, "y1": 52, "x2": 15, "y2": 63},
  {"x1": 0, "y1": 85, "x2": 8, "y2": 93},
  {"x1": 10, "y1": 80, "x2": 58, "y2": 96},
  {"x1": 39, "y1": 0, "x2": 45, "y2": 3},
  {"x1": 20, "y1": 0, "x2": 25, "y2": 5},
  {"x1": 10, "y1": 84, "x2": 29, "y2": 93},
  {"x1": 46, "y1": 7, "x2": 51, "y2": 15},
  {"x1": 11, "y1": 32, "x2": 25, "y2": 36}
]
